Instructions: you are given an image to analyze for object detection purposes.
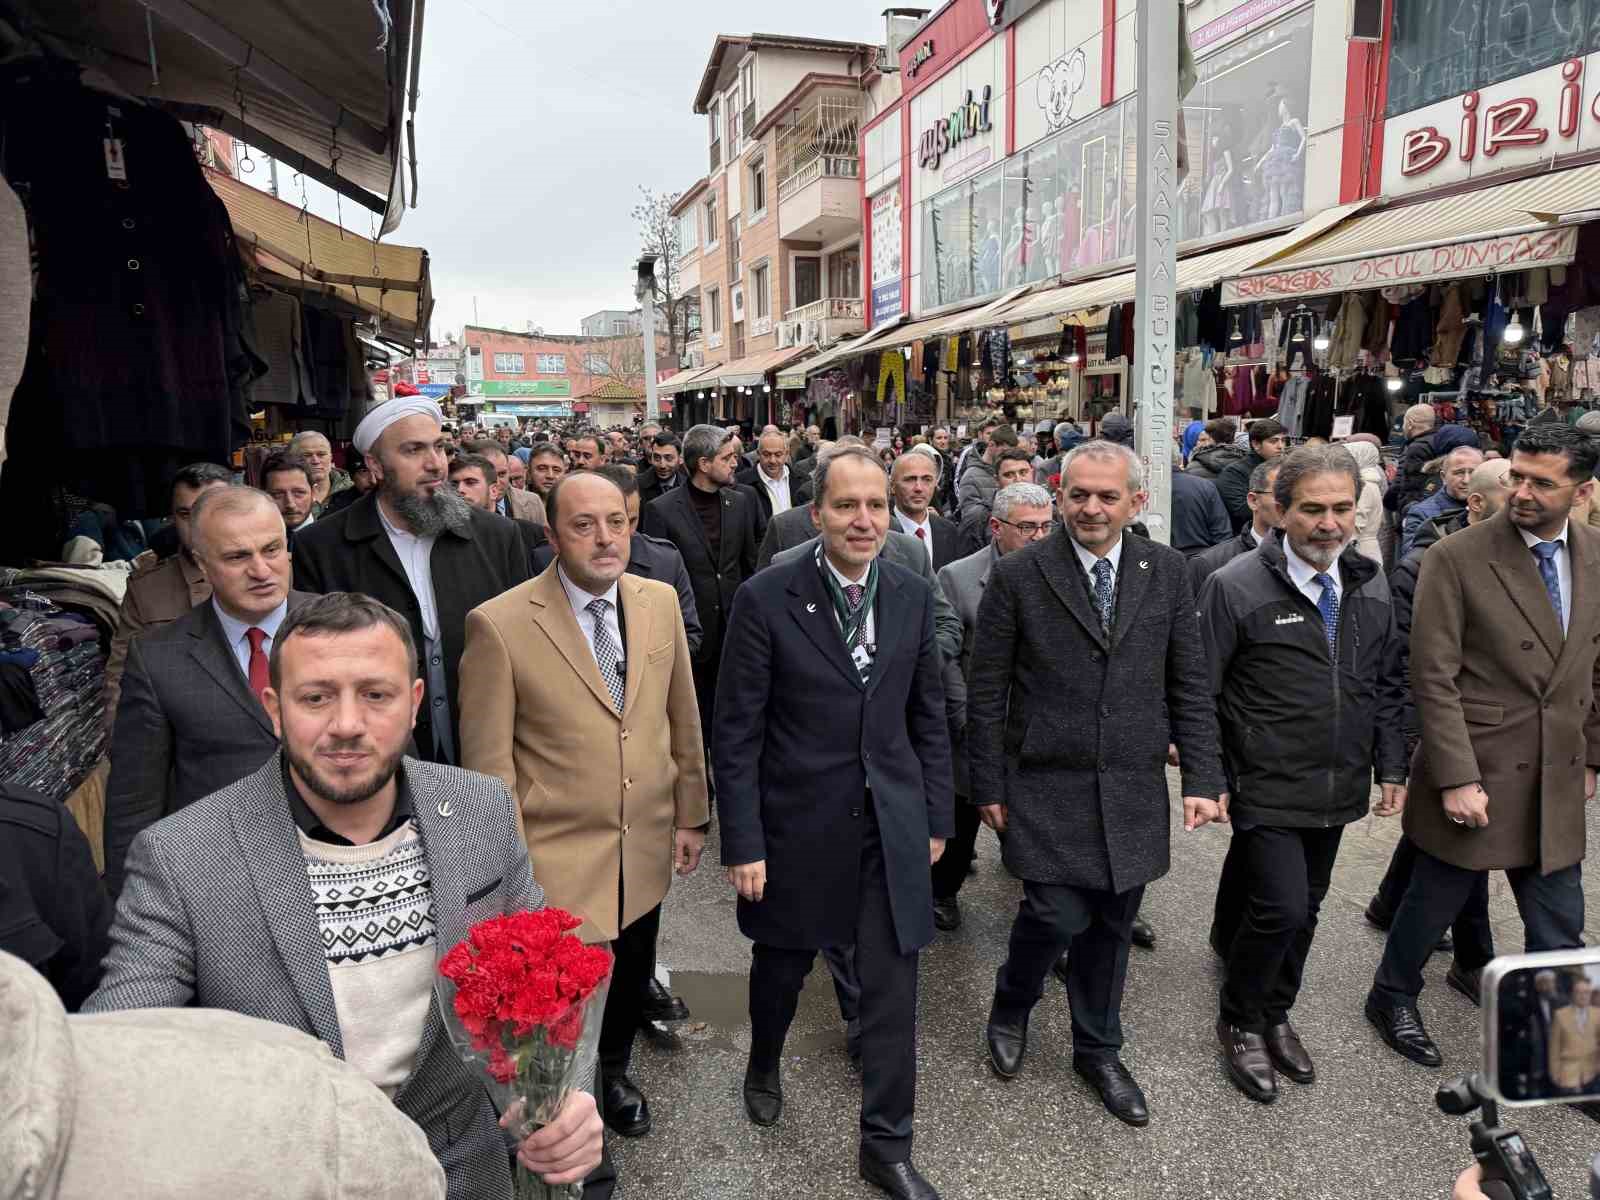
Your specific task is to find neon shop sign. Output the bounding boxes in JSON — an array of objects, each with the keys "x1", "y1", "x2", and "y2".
[
  {"x1": 1399, "y1": 58, "x2": 1597, "y2": 177},
  {"x1": 918, "y1": 86, "x2": 994, "y2": 170}
]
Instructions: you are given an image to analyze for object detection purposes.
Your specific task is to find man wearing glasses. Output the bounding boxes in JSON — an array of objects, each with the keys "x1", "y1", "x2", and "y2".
[{"x1": 1367, "y1": 422, "x2": 1600, "y2": 1068}]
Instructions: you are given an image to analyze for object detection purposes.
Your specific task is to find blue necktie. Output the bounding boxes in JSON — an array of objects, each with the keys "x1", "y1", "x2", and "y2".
[
  {"x1": 1092, "y1": 558, "x2": 1115, "y2": 635},
  {"x1": 1313, "y1": 572, "x2": 1339, "y2": 656},
  {"x1": 1532, "y1": 541, "x2": 1564, "y2": 630}
]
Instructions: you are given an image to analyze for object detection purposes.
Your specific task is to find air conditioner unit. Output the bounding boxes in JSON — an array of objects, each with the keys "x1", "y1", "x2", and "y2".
[
  {"x1": 775, "y1": 322, "x2": 796, "y2": 348},
  {"x1": 802, "y1": 320, "x2": 822, "y2": 344}
]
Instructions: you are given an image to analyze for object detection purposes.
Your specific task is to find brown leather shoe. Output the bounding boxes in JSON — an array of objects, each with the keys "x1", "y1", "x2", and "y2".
[
  {"x1": 1264, "y1": 1021, "x2": 1315, "y2": 1084},
  {"x1": 1217, "y1": 1019, "x2": 1277, "y2": 1104}
]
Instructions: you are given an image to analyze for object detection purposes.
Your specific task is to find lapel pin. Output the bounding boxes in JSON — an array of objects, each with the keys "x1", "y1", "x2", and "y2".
[
  {"x1": 806, "y1": 602, "x2": 818, "y2": 613},
  {"x1": 437, "y1": 800, "x2": 454, "y2": 818},
  {"x1": 1139, "y1": 560, "x2": 1150, "y2": 570}
]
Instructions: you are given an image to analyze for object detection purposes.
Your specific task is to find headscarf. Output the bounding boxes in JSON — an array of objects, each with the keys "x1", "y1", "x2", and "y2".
[
  {"x1": 352, "y1": 395, "x2": 445, "y2": 455},
  {"x1": 1180, "y1": 419, "x2": 1204, "y2": 464},
  {"x1": 1343, "y1": 439, "x2": 1386, "y2": 489}
]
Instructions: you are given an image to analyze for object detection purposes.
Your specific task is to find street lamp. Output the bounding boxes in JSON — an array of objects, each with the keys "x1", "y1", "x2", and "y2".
[{"x1": 635, "y1": 254, "x2": 660, "y2": 423}]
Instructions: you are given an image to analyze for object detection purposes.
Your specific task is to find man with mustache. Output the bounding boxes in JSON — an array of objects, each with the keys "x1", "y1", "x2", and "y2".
[
  {"x1": 1198, "y1": 445, "x2": 1407, "y2": 1103},
  {"x1": 293, "y1": 396, "x2": 530, "y2": 765}
]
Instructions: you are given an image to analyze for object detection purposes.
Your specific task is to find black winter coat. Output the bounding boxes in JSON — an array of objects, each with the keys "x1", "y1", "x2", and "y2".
[
  {"x1": 1214, "y1": 450, "x2": 1264, "y2": 535},
  {"x1": 967, "y1": 530, "x2": 1223, "y2": 893},
  {"x1": 641, "y1": 484, "x2": 761, "y2": 663},
  {"x1": 1197, "y1": 534, "x2": 1408, "y2": 828}
]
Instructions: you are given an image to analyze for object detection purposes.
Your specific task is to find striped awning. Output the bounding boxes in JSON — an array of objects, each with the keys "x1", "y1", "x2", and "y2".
[{"x1": 656, "y1": 361, "x2": 723, "y2": 396}]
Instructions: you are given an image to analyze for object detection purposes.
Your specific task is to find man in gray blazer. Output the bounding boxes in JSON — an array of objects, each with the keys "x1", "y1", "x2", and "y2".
[
  {"x1": 86, "y1": 592, "x2": 604, "y2": 1199},
  {"x1": 104, "y1": 486, "x2": 312, "y2": 898}
]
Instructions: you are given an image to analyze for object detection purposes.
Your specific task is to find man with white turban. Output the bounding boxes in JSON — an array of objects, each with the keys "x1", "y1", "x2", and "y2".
[{"x1": 292, "y1": 396, "x2": 531, "y2": 763}]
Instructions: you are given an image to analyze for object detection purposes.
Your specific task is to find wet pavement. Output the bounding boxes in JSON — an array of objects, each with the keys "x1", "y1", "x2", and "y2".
[{"x1": 611, "y1": 772, "x2": 1600, "y2": 1199}]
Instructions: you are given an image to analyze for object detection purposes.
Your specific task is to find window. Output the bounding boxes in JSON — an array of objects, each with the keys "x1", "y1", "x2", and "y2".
[
  {"x1": 535, "y1": 353, "x2": 566, "y2": 374},
  {"x1": 707, "y1": 287, "x2": 721, "y2": 334},
  {"x1": 828, "y1": 249, "x2": 860, "y2": 300},
  {"x1": 729, "y1": 215, "x2": 741, "y2": 278},
  {"x1": 678, "y1": 209, "x2": 698, "y2": 254},
  {"x1": 794, "y1": 257, "x2": 821, "y2": 308},
  {"x1": 741, "y1": 60, "x2": 756, "y2": 111},
  {"x1": 749, "y1": 155, "x2": 767, "y2": 217},
  {"x1": 492, "y1": 352, "x2": 524, "y2": 374},
  {"x1": 708, "y1": 98, "x2": 720, "y2": 143},
  {"x1": 611, "y1": 320, "x2": 628, "y2": 334},
  {"x1": 585, "y1": 354, "x2": 613, "y2": 375},
  {"x1": 751, "y1": 262, "x2": 770, "y2": 319},
  {"x1": 727, "y1": 89, "x2": 742, "y2": 157},
  {"x1": 705, "y1": 195, "x2": 718, "y2": 246}
]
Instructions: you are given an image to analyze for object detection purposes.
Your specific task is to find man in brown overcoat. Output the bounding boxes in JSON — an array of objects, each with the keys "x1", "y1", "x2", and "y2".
[{"x1": 1366, "y1": 423, "x2": 1600, "y2": 1068}]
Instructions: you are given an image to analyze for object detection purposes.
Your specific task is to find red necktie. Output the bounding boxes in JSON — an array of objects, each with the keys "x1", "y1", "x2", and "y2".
[
  {"x1": 915, "y1": 527, "x2": 926, "y2": 542},
  {"x1": 245, "y1": 627, "x2": 270, "y2": 704}
]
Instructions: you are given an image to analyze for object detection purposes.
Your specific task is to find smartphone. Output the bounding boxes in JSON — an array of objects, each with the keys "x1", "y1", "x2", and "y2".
[{"x1": 1483, "y1": 946, "x2": 1600, "y2": 1108}]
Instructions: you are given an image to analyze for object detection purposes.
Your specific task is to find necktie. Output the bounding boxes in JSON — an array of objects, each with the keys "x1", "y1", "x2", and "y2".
[
  {"x1": 843, "y1": 582, "x2": 872, "y2": 685},
  {"x1": 585, "y1": 598, "x2": 625, "y2": 713},
  {"x1": 914, "y1": 526, "x2": 926, "y2": 542},
  {"x1": 1312, "y1": 572, "x2": 1339, "y2": 656},
  {"x1": 1091, "y1": 558, "x2": 1115, "y2": 635},
  {"x1": 244, "y1": 627, "x2": 270, "y2": 704},
  {"x1": 1532, "y1": 541, "x2": 1564, "y2": 630}
]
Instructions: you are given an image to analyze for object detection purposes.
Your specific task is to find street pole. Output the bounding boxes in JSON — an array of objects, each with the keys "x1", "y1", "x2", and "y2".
[
  {"x1": 637, "y1": 256, "x2": 660, "y2": 425},
  {"x1": 1133, "y1": 0, "x2": 1179, "y2": 545}
]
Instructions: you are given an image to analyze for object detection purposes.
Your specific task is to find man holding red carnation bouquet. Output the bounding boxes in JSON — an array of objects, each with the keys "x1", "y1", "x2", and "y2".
[{"x1": 85, "y1": 592, "x2": 604, "y2": 1199}]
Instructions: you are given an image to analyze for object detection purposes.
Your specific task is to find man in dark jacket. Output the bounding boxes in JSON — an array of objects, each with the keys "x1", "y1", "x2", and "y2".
[
  {"x1": 1171, "y1": 447, "x2": 1233, "y2": 556},
  {"x1": 1215, "y1": 418, "x2": 1287, "y2": 534},
  {"x1": 638, "y1": 432, "x2": 688, "y2": 509},
  {"x1": 1185, "y1": 419, "x2": 1244, "y2": 481},
  {"x1": 1398, "y1": 441, "x2": 1484, "y2": 558},
  {"x1": 292, "y1": 396, "x2": 531, "y2": 766},
  {"x1": 1199, "y1": 445, "x2": 1407, "y2": 1104},
  {"x1": 1189, "y1": 460, "x2": 1281, "y2": 595},
  {"x1": 971, "y1": 440, "x2": 1223, "y2": 1128},
  {"x1": 1383, "y1": 403, "x2": 1441, "y2": 518}
]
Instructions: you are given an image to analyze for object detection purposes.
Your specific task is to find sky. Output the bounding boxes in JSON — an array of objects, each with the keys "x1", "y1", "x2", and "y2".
[{"x1": 245, "y1": 0, "x2": 887, "y2": 343}]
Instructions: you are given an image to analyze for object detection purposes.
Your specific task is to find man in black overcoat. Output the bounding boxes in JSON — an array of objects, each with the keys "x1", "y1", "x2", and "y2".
[
  {"x1": 714, "y1": 445, "x2": 953, "y2": 1200},
  {"x1": 968, "y1": 439, "x2": 1223, "y2": 1128}
]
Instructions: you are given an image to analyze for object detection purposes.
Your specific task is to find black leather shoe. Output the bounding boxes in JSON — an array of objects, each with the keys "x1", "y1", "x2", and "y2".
[
  {"x1": 1264, "y1": 1021, "x2": 1315, "y2": 1084},
  {"x1": 640, "y1": 976, "x2": 690, "y2": 1023},
  {"x1": 1051, "y1": 949, "x2": 1071, "y2": 986},
  {"x1": 859, "y1": 1150, "x2": 940, "y2": 1199},
  {"x1": 743, "y1": 1061, "x2": 783, "y2": 1126},
  {"x1": 986, "y1": 1005, "x2": 1029, "y2": 1079},
  {"x1": 1434, "y1": 929, "x2": 1455, "y2": 955},
  {"x1": 637, "y1": 1018, "x2": 683, "y2": 1049},
  {"x1": 933, "y1": 896, "x2": 962, "y2": 931},
  {"x1": 1217, "y1": 1020, "x2": 1278, "y2": 1102},
  {"x1": 1131, "y1": 917, "x2": 1156, "y2": 950},
  {"x1": 602, "y1": 1075, "x2": 652, "y2": 1137},
  {"x1": 1363, "y1": 898, "x2": 1393, "y2": 931},
  {"x1": 1446, "y1": 963, "x2": 1483, "y2": 1007},
  {"x1": 1073, "y1": 1056, "x2": 1149, "y2": 1127},
  {"x1": 1365, "y1": 997, "x2": 1443, "y2": 1067}
]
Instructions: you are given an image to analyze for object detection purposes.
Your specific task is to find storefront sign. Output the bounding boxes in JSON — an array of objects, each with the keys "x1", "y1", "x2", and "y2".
[
  {"x1": 488, "y1": 402, "x2": 570, "y2": 417},
  {"x1": 1190, "y1": 0, "x2": 1301, "y2": 51},
  {"x1": 417, "y1": 383, "x2": 452, "y2": 399},
  {"x1": 1222, "y1": 226, "x2": 1580, "y2": 304},
  {"x1": 1384, "y1": 54, "x2": 1600, "y2": 196},
  {"x1": 908, "y1": 40, "x2": 936, "y2": 77},
  {"x1": 919, "y1": 86, "x2": 994, "y2": 170},
  {"x1": 476, "y1": 379, "x2": 573, "y2": 397},
  {"x1": 870, "y1": 188, "x2": 903, "y2": 325}
]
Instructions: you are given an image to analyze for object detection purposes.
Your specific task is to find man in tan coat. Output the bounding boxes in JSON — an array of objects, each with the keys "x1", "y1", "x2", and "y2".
[
  {"x1": 1367, "y1": 423, "x2": 1600, "y2": 1068},
  {"x1": 459, "y1": 470, "x2": 708, "y2": 1169},
  {"x1": 1548, "y1": 976, "x2": 1600, "y2": 1093}
]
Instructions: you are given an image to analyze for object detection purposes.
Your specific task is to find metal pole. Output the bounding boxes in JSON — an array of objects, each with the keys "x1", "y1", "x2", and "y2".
[
  {"x1": 640, "y1": 290, "x2": 660, "y2": 425},
  {"x1": 1133, "y1": 0, "x2": 1179, "y2": 545}
]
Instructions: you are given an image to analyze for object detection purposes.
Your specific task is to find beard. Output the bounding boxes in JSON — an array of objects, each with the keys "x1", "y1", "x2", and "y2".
[
  {"x1": 285, "y1": 738, "x2": 407, "y2": 808},
  {"x1": 387, "y1": 476, "x2": 473, "y2": 536},
  {"x1": 1290, "y1": 532, "x2": 1347, "y2": 571}
]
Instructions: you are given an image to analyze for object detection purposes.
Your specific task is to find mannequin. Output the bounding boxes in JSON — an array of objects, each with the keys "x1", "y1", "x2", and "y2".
[
  {"x1": 1260, "y1": 100, "x2": 1306, "y2": 220},
  {"x1": 1200, "y1": 137, "x2": 1235, "y2": 235},
  {"x1": 1037, "y1": 199, "x2": 1058, "y2": 277}
]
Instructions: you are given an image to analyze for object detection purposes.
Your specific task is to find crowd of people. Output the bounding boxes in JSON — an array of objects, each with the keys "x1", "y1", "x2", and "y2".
[{"x1": 6, "y1": 391, "x2": 1600, "y2": 1200}]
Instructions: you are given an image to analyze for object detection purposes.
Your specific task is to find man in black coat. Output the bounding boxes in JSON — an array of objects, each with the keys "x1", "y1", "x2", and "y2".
[
  {"x1": 1215, "y1": 418, "x2": 1287, "y2": 534},
  {"x1": 737, "y1": 429, "x2": 815, "y2": 525},
  {"x1": 642, "y1": 424, "x2": 760, "y2": 804},
  {"x1": 970, "y1": 441, "x2": 1223, "y2": 1128},
  {"x1": 292, "y1": 397, "x2": 530, "y2": 766},
  {"x1": 1188, "y1": 459, "x2": 1281, "y2": 596},
  {"x1": 890, "y1": 451, "x2": 961, "y2": 572},
  {"x1": 638, "y1": 431, "x2": 688, "y2": 510},
  {"x1": 1199, "y1": 445, "x2": 1407, "y2": 1104},
  {"x1": 715, "y1": 445, "x2": 952, "y2": 1200}
]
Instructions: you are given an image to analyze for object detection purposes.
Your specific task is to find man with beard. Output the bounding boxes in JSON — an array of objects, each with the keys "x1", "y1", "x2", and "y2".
[
  {"x1": 1367, "y1": 422, "x2": 1600, "y2": 1068},
  {"x1": 464, "y1": 439, "x2": 547, "y2": 528},
  {"x1": 85, "y1": 592, "x2": 604, "y2": 1198},
  {"x1": 104, "y1": 462, "x2": 232, "y2": 723},
  {"x1": 638, "y1": 433, "x2": 687, "y2": 509},
  {"x1": 262, "y1": 451, "x2": 317, "y2": 540},
  {"x1": 293, "y1": 396, "x2": 530, "y2": 765},
  {"x1": 1199, "y1": 445, "x2": 1407, "y2": 1103}
]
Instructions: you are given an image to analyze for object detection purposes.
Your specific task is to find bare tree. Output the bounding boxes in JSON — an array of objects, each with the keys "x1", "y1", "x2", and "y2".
[{"x1": 631, "y1": 185, "x2": 695, "y2": 363}]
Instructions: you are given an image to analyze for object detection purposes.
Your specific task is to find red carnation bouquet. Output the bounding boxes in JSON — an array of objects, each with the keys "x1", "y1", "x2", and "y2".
[{"x1": 437, "y1": 908, "x2": 612, "y2": 1200}]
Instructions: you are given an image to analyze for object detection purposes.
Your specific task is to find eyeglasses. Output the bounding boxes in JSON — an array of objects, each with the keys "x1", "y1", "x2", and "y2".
[
  {"x1": 995, "y1": 517, "x2": 1052, "y2": 536},
  {"x1": 1507, "y1": 470, "x2": 1579, "y2": 496}
]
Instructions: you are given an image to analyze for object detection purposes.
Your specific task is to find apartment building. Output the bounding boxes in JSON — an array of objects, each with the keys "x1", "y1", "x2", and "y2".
[
  {"x1": 462, "y1": 324, "x2": 668, "y2": 422},
  {"x1": 663, "y1": 31, "x2": 887, "y2": 427}
]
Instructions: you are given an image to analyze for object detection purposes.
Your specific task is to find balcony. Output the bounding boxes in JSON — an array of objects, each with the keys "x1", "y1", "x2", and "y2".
[
  {"x1": 775, "y1": 93, "x2": 862, "y2": 243},
  {"x1": 742, "y1": 100, "x2": 757, "y2": 141},
  {"x1": 776, "y1": 296, "x2": 865, "y2": 347},
  {"x1": 709, "y1": 139, "x2": 721, "y2": 173}
]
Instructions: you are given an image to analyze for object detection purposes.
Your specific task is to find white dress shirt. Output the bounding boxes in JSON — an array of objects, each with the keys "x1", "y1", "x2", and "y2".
[
  {"x1": 557, "y1": 564, "x2": 623, "y2": 670},
  {"x1": 758, "y1": 465, "x2": 793, "y2": 515},
  {"x1": 1520, "y1": 521, "x2": 1572, "y2": 635},
  {"x1": 823, "y1": 553, "x2": 876, "y2": 647},
  {"x1": 377, "y1": 500, "x2": 440, "y2": 641},
  {"x1": 1283, "y1": 541, "x2": 1343, "y2": 610},
  {"x1": 896, "y1": 509, "x2": 935, "y2": 565},
  {"x1": 1070, "y1": 532, "x2": 1124, "y2": 587},
  {"x1": 212, "y1": 596, "x2": 289, "y2": 678}
]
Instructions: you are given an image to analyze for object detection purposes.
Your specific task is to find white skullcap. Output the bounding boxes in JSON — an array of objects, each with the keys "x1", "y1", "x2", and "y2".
[{"x1": 352, "y1": 395, "x2": 444, "y2": 454}]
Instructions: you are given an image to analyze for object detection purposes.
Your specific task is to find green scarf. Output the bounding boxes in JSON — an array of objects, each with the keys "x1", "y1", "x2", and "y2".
[{"x1": 815, "y1": 543, "x2": 879, "y2": 651}]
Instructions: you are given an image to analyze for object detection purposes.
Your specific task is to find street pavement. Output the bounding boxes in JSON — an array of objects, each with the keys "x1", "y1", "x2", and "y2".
[{"x1": 613, "y1": 771, "x2": 1600, "y2": 1199}]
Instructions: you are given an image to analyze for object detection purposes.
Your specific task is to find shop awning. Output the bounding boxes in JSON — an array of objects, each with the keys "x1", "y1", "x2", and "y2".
[
  {"x1": 778, "y1": 322, "x2": 905, "y2": 388},
  {"x1": 713, "y1": 344, "x2": 816, "y2": 389},
  {"x1": 16, "y1": 0, "x2": 423, "y2": 231},
  {"x1": 209, "y1": 167, "x2": 433, "y2": 345},
  {"x1": 1000, "y1": 202, "x2": 1373, "y2": 328},
  {"x1": 1222, "y1": 165, "x2": 1600, "y2": 304},
  {"x1": 869, "y1": 286, "x2": 1037, "y2": 354},
  {"x1": 657, "y1": 361, "x2": 722, "y2": 396}
]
